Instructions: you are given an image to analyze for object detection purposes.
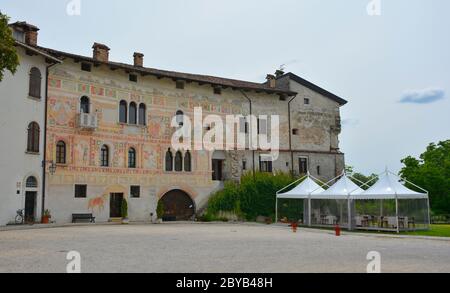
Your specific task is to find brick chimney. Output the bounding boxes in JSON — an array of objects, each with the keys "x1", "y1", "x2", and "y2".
[
  {"x1": 266, "y1": 74, "x2": 276, "y2": 88},
  {"x1": 92, "y1": 43, "x2": 110, "y2": 62},
  {"x1": 9, "y1": 22, "x2": 39, "y2": 46},
  {"x1": 133, "y1": 52, "x2": 144, "y2": 67}
]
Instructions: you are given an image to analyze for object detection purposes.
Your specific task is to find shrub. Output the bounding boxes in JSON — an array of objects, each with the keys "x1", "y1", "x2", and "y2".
[
  {"x1": 121, "y1": 199, "x2": 128, "y2": 219},
  {"x1": 156, "y1": 200, "x2": 165, "y2": 219}
]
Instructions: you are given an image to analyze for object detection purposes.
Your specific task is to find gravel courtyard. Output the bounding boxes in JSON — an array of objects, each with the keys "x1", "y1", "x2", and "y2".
[{"x1": 1, "y1": 223, "x2": 449, "y2": 273}]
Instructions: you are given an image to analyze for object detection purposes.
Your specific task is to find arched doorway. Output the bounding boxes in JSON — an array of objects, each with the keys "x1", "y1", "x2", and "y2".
[
  {"x1": 159, "y1": 190, "x2": 195, "y2": 221},
  {"x1": 24, "y1": 176, "x2": 38, "y2": 223}
]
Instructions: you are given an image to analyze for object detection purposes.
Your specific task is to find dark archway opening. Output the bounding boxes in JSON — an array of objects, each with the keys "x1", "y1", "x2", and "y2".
[{"x1": 159, "y1": 190, "x2": 195, "y2": 221}]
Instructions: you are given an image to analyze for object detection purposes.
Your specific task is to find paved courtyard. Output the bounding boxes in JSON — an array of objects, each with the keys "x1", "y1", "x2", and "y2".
[{"x1": 0, "y1": 223, "x2": 449, "y2": 273}]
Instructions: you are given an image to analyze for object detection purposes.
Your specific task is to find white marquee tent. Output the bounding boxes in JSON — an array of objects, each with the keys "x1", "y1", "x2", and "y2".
[
  {"x1": 276, "y1": 169, "x2": 431, "y2": 233},
  {"x1": 276, "y1": 172, "x2": 325, "y2": 224}
]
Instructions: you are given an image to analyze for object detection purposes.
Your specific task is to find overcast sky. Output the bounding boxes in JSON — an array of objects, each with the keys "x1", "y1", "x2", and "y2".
[{"x1": 1, "y1": 0, "x2": 449, "y2": 174}]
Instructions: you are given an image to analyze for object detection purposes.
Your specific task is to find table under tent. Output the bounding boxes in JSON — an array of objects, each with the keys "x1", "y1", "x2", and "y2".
[
  {"x1": 350, "y1": 170, "x2": 431, "y2": 233},
  {"x1": 308, "y1": 172, "x2": 364, "y2": 229},
  {"x1": 276, "y1": 172, "x2": 325, "y2": 225}
]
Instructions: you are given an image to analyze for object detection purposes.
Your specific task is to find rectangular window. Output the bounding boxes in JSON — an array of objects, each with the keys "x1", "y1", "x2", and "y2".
[
  {"x1": 129, "y1": 74, "x2": 138, "y2": 82},
  {"x1": 304, "y1": 98, "x2": 310, "y2": 105},
  {"x1": 81, "y1": 63, "x2": 92, "y2": 72},
  {"x1": 176, "y1": 81, "x2": 185, "y2": 89},
  {"x1": 214, "y1": 87, "x2": 222, "y2": 95},
  {"x1": 299, "y1": 158, "x2": 308, "y2": 175},
  {"x1": 75, "y1": 185, "x2": 87, "y2": 198},
  {"x1": 259, "y1": 156, "x2": 273, "y2": 173},
  {"x1": 258, "y1": 118, "x2": 267, "y2": 135},
  {"x1": 239, "y1": 117, "x2": 249, "y2": 134},
  {"x1": 242, "y1": 160, "x2": 247, "y2": 171},
  {"x1": 130, "y1": 186, "x2": 140, "y2": 198},
  {"x1": 317, "y1": 166, "x2": 321, "y2": 176},
  {"x1": 292, "y1": 129, "x2": 299, "y2": 136}
]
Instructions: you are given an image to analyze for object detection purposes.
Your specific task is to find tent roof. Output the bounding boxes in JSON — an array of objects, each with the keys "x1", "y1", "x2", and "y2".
[
  {"x1": 277, "y1": 176, "x2": 324, "y2": 199},
  {"x1": 351, "y1": 172, "x2": 428, "y2": 200},
  {"x1": 312, "y1": 174, "x2": 364, "y2": 199}
]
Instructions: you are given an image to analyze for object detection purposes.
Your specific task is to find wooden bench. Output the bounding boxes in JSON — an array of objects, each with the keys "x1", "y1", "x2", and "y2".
[{"x1": 72, "y1": 214, "x2": 96, "y2": 223}]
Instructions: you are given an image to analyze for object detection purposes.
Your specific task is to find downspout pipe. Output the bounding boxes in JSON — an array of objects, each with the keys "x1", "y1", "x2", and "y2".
[
  {"x1": 41, "y1": 61, "x2": 59, "y2": 221},
  {"x1": 288, "y1": 94, "x2": 298, "y2": 176},
  {"x1": 240, "y1": 90, "x2": 256, "y2": 180}
]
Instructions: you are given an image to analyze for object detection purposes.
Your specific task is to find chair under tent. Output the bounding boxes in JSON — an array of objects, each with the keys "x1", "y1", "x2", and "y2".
[
  {"x1": 276, "y1": 170, "x2": 431, "y2": 233},
  {"x1": 350, "y1": 170, "x2": 431, "y2": 233},
  {"x1": 276, "y1": 172, "x2": 325, "y2": 225}
]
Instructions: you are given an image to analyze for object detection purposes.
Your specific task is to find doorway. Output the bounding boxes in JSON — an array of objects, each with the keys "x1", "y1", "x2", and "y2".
[
  {"x1": 160, "y1": 190, "x2": 195, "y2": 221},
  {"x1": 212, "y1": 159, "x2": 223, "y2": 181},
  {"x1": 110, "y1": 193, "x2": 124, "y2": 218},
  {"x1": 24, "y1": 192, "x2": 37, "y2": 223}
]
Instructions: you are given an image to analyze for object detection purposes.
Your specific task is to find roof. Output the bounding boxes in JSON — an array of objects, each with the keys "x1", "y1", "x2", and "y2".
[
  {"x1": 14, "y1": 41, "x2": 62, "y2": 64},
  {"x1": 277, "y1": 175, "x2": 325, "y2": 199},
  {"x1": 37, "y1": 46, "x2": 296, "y2": 96},
  {"x1": 351, "y1": 172, "x2": 428, "y2": 200},
  {"x1": 278, "y1": 72, "x2": 348, "y2": 106},
  {"x1": 311, "y1": 173, "x2": 364, "y2": 199}
]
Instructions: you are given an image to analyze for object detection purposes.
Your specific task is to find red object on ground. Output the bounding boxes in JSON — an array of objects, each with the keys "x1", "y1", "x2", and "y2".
[
  {"x1": 335, "y1": 225, "x2": 341, "y2": 236},
  {"x1": 290, "y1": 222, "x2": 298, "y2": 233}
]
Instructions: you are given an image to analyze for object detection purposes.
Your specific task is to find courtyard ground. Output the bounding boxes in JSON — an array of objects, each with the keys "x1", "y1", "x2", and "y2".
[{"x1": 0, "y1": 223, "x2": 449, "y2": 273}]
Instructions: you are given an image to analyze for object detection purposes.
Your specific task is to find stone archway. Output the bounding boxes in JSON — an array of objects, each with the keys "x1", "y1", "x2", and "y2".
[{"x1": 159, "y1": 190, "x2": 195, "y2": 221}]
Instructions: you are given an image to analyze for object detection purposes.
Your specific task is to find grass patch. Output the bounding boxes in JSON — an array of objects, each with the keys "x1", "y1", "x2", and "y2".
[{"x1": 403, "y1": 225, "x2": 450, "y2": 237}]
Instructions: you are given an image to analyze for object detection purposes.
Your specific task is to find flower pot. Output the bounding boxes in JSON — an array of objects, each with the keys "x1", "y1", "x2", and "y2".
[
  {"x1": 42, "y1": 216, "x2": 51, "y2": 224},
  {"x1": 122, "y1": 218, "x2": 130, "y2": 225}
]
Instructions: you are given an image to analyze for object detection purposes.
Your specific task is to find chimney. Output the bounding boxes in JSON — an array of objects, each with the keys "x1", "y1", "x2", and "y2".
[
  {"x1": 266, "y1": 74, "x2": 276, "y2": 88},
  {"x1": 275, "y1": 69, "x2": 285, "y2": 78},
  {"x1": 92, "y1": 43, "x2": 110, "y2": 62},
  {"x1": 133, "y1": 52, "x2": 144, "y2": 67},
  {"x1": 9, "y1": 22, "x2": 39, "y2": 46}
]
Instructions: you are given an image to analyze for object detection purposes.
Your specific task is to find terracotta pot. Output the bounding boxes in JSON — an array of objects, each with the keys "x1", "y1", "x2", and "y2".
[{"x1": 42, "y1": 216, "x2": 50, "y2": 224}]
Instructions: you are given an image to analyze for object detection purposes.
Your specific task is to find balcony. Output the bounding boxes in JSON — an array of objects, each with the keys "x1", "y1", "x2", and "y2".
[{"x1": 77, "y1": 113, "x2": 98, "y2": 129}]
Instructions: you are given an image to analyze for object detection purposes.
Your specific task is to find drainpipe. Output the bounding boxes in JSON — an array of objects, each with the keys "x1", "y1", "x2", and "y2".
[
  {"x1": 41, "y1": 62, "x2": 59, "y2": 221},
  {"x1": 240, "y1": 90, "x2": 255, "y2": 180},
  {"x1": 288, "y1": 94, "x2": 298, "y2": 176}
]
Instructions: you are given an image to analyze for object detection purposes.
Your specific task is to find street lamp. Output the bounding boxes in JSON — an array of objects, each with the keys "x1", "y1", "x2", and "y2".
[{"x1": 43, "y1": 160, "x2": 57, "y2": 175}]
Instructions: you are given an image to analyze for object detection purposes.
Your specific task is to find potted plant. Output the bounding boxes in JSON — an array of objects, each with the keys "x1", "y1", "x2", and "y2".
[
  {"x1": 156, "y1": 201, "x2": 164, "y2": 224},
  {"x1": 42, "y1": 209, "x2": 51, "y2": 224},
  {"x1": 121, "y1": 198, "x2": 129, "y2": 224}
]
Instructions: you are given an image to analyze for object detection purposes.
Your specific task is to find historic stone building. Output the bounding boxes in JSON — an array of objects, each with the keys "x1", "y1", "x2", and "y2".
[
  {"x1": 0, "y1": 22, "x2": 61, "y2": 226},
  {"x1": 1, "y1": 22, "x2": 347, "y2": 224}
]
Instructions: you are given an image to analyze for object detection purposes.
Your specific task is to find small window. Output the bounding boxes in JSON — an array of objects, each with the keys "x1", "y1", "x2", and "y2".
[
  {"x1": 279, "y1": 94, "x2": 287, "y2": 101},
  {"x1": 130, "y1": 186, "x2": 140, "y2": 198},
  {"x1": 75, "y1": 184, "x2": 87, "y2": 198},
  {"x1": 29, "y1": 67, "x2": 42, "y2": 99},
  {"x1": 242, "y1": 160, "x2": 247, "y2": 171},
  {"x1": 317, "y1": 166, "x2": 321, "y2": 176},
  {"x1": 292, "y1": 129, "x2": 299, "y2": 136},
  {"x1": 299, "y1": 157, "x2": 308, "y2": 175},
  {"x1": 119, "y1": 100, "x2": 128, "y2": 123},
  {"x1": 304, "y1": 98, "x2": 310, "y2": 105},
  {"x1": 259, "y1": 156, "x2": 273, "y2": 173},
  {"x1": 214, "y1": 87, "x2": 222, "y2": 95},
  {"x1": 176, "y1": 81, "x2": 185, "y2": 89},
  {"x1": 184, "y1": 151, "x2": 192, "y2": 172},
  {"x1": 56, "y1": 141, "x2": 67, "y2": 164},
  {"x1": 175, "y1": 151, "x2": 183, "y2": 172},
  {"x1": 80, "y1": 96, "x2": 90, "y2": 114},
  {"x1": 27, "y1": 122, "x2": 40, "y2": 153},
  {"x1": 26, "y1": 176, "x2": 38, "y2": 188},
  {"x1": 101, "y1": 145, "x2": 109, "y2": 167},
  {"x1": 81, "y1": 63, "x2": 92, "y2": 72},
  {"x1": 129, "y1": 74, "x2": 138, "y2": 83},
  {"x1": 258, "y1": 118, "x2": 267, "y2": 135},
  {"x1": 128, "y1": 148, "x2": 137, "y2": 169},
  {"x1": 138, "y1": 104, "x2": 146, "y2": 126},
  {"x1": 165, "y1": 149, "x2": 173, "y2": 172}
]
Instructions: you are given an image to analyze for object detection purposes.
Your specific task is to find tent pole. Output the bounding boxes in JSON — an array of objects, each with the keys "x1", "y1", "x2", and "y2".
[
  {"x1": 308, "y1": 198, "x2": 312, "y2": 227},
  {"x1": 426, "y1": 196, "x2": 431, "y2": 230},
  {"x1": 395, "y1": 197, "x2": 400, "y2": 234},
  {"x1": 275, "y1": 197, "x2": 278, "y2": 224},
  {"x1": 347, "y1": 199, "x2": 352, "y2": 231}
]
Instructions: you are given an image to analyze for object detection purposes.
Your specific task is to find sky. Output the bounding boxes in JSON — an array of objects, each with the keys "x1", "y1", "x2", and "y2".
[{"x1": 1, "y1": 0, "x2": 449, "y2": 174}]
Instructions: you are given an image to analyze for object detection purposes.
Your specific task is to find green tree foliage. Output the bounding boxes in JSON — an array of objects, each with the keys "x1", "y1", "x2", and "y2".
[
  {"x1": 345, "y1": 165, "x2": 378, "y2": 190},
  {"x1": 206, "y1": 172, "x2": 296, "y2": 221},
  {"x1": 121, "y1": 198, "x2": 128, "y2": 219},
  {"x1": 0, "y1": 12, "x2": 19, "y2": 81},
  {"x1": 400, "y1": 140, "x2": 450, "y2": 214}
]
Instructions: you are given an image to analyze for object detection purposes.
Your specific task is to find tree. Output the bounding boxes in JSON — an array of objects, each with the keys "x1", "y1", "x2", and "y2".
[
  {"x1": 0, "y1": 12, "x2": 19, "y2": 81},
  {"x1": 345, "y1": 165, "x2": 379, "y2": 190},
  {"x1": 400, "y1": 140, "x2": 450, "y2": 214}
]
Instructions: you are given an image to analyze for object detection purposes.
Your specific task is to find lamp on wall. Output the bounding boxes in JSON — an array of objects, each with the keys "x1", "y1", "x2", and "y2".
[{"x1": 43, "y1": 160, "x2": 57, "y2": 175}]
